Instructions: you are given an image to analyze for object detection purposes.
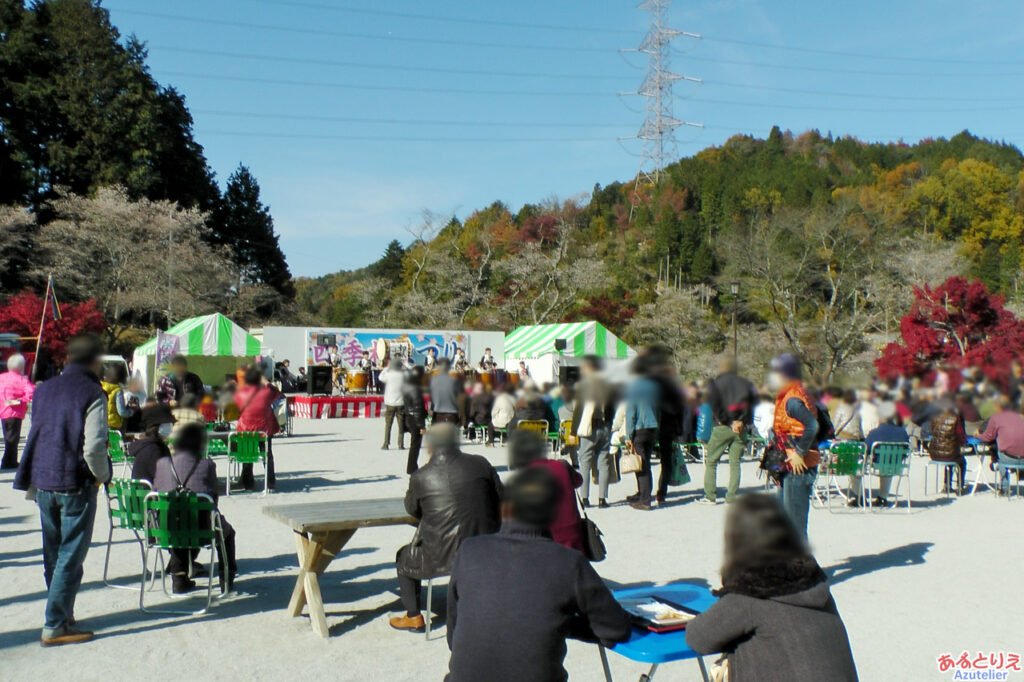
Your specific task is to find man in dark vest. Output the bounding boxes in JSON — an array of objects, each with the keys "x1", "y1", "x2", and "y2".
[{"x1": 14, "y1": 333, "x2": 112, "y2": 647}]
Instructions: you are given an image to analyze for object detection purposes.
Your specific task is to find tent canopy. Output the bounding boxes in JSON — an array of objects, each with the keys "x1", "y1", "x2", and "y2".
[
  {"x1": 135, "y1": 313, "x2": 260, "y2": 357},
  {"x1": 504, "y1": 321, "x2": 634, "y2": 360}
]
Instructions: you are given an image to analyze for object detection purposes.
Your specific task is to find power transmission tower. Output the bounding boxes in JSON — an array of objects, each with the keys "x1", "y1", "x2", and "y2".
[{"x1": 626, "y1": 0, "x2": 701, "y2": 219}]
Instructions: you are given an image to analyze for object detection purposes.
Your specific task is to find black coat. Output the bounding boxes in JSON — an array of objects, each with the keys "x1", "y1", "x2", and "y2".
[
  {"x1": 129, "y1": 436, "x2": 170, "y2": 483},
  {"x1": 468, "y1": 393, "x2": 493, "y2": 426},
  {"x1": 402, "y1": 383, "x2": 427, "y2": 431},
  {"x1": 446, "y1": 523, "x2": 632, "y2": 682},
  {"x1": 397, "y1": 449, "x2": 502, "y2": 580}
]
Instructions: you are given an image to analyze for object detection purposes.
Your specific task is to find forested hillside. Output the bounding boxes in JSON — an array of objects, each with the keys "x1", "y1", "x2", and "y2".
[{"x1": 295, "y1": 129, "x2": 1024, "y2": 380}]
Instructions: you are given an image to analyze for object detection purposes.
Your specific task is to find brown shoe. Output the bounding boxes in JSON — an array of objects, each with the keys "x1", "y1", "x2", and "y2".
[
  {"x1": 389, "y1": 614, "x2": 425, "y2": 632},
  {"x1": 41, "y1": 625, "x2": 94, "y2": 647},
  {"x1": 629, "y1": 501, "x2": 653, "y2": 511}
]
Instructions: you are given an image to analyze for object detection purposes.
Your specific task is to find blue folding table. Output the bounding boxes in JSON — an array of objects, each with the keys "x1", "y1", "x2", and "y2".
[{"x1": 600, "y1": 583, "x2": 717, "y2": 682}]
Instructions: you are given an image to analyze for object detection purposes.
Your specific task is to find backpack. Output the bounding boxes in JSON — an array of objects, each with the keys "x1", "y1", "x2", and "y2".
[
  {"x1": 814, "y1": 402, "x2": 835, "y2": 442},
  {"x1": 696, "y1": 403, "x2": 713, "y2": 443},
  {"x1": 168, "y1": 456, "x2": 201, "y2": 494}
]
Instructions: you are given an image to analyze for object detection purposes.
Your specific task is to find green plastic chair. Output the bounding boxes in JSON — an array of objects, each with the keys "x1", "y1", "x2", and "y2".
[
  {"x1": 226, "y1": 431, "x2": 268, "y2": 496},
  {"x1": 866, "y1": 442, "x2": 912, "y2": 512},
  {"x1": 103, "y1": 478, "x2": 159, "y2": 590},
  {"x1": 142, "y1": 491, "x2": 228, "y2": 615},
  {"x1": 108, "y1": 429, "x2": 131, "y2": 477},
  {"x1": 823, "y1": 441, "x2": 866, "y2": 512}
]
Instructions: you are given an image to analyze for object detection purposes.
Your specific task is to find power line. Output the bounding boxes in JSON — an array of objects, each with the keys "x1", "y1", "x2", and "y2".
[
  {"x1": 705, "y1": 79, "x2": 1024, "y2": 103},
  {"x1": 682, "y1": 53, "x2": 1024, "y2": 78},
  {"x1": 696, "y1": 35, "x2": 1024, "y2": 66},
  {"x1": 107, "y1": 8, "x2": 612, "y2": 53},
  {"x1": 149, "y1": 45, "x2": 626, "y2": 81},
  {"x1": 160, "y1": 71, "x2": 610, "y2": 97},
  {"x1": 216, "y1": 0, "x2": 635, "y2": 35},
  {"x1": 193, "y1": 109, "x2": 630, "y2": 128},
  {"x1": 688, "y1": 96, "x2": 1024, "y2": 113},
  {"x1": 200, "y1": 131, "x2": 614, "y2": 143}
]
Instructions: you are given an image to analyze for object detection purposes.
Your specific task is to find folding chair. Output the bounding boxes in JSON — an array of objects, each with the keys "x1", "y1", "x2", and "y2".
[
  {"x1": 141, "y1": 491, "x2": 229, "y2": 615},
  {"x1": 515, "y1": 420, "x2": 549, "y2": 438},
  {"x1": 865, "y1": 442, "x2": 912, "y2": 512},
  {"x1": 424, "y1": 574, "x2": 450, "y2": 641},
  {"x1": 108, "y1": 429, "x2": 131, "y2": 477},
  {"x1": 226, "y1": 431, "x2": 268, "y2": 496},
  {"x1": 821, "y1": 441, "x2": 866, "y2": 512},
  {"x1": 559, "y1": 420, "x2": 579, "y2": 449},
  {"x1": 996, "y1": 452, "x2": 1024, "y2": 499},
  {"x1": 103, "y1": 478, "x2": 161, "y2": 590}
]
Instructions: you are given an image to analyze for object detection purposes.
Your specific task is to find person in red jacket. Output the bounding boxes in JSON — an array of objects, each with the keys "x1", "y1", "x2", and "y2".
[
  {"x1": 234, "y1": 366, "x2": 281, "y2": 490},
  {"x1": 508, "y1": 430, "x2": 585, "y2": 554}
]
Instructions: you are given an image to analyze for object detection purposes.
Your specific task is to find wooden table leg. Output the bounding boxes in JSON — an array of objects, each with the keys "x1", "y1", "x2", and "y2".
[{"x1": 286, "y1": 529, "x2": 356, "y2": 638}]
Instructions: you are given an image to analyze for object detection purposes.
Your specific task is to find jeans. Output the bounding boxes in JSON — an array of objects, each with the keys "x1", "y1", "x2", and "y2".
[
  {"x1": 780, "y1": 472, "x2": 816, "y2": 541},
  {"x1": 578, "y1": 426, "x2": 612, "y2": 501},
  {"x1": 657, "y1": 435, "x2": 674, "y2": 500},
  {"x1": 2, "y1": 417, "x2": 22, "y2": 468},
  {"x1": 383, "y1": 405, "x2": 405, "y2": 448},
  {"x1": 703, "y1": 425, "x2": 745, "y2": 502},
  {"x1": 37, "y1": 486, "x2": 98, "y2": 633},
  {"x1": 632, "y1": 428, "x2": 658, "y2": 505}
]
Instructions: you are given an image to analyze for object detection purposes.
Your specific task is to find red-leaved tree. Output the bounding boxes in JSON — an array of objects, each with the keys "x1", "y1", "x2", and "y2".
[
  {"x1": 875, "y1": 276, "x2": 1024, "y2": 382},
  {"x1": 0, "y1": 291, "x2": 107, "y2": 366}
]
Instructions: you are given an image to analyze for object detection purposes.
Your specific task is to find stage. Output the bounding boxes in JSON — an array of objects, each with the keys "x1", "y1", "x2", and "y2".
[{"x1": 288, "y1": 395, "x2": 429, "y2": 419}]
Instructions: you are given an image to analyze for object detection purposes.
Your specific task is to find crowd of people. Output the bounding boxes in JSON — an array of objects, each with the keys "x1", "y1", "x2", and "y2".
[{"x1": 8, "y1": 333, "x2": 1024, "y2": 681}]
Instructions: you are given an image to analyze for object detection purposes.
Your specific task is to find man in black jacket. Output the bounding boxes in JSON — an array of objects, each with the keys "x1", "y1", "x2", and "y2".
[
  {"x1": 391, "y1": 424, "x2": 502, "y2": 632},
  {"x1": 702, "y1": 356, "x2": 756, "y2": 504},
  {"x1": 445, "y1": 466, "x2": 632, "y2": 682}
]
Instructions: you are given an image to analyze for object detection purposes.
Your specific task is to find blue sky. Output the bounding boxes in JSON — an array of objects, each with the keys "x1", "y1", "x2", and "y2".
[{"x1": 101, "y1": 0, "x2": 1024, "y2": 278}]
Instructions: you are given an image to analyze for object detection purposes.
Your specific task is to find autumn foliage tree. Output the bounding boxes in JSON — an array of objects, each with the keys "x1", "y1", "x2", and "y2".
[
  {"x1": 0, "y1": 291, "x2": 106, "y2": 364},
  {"x1": 875, "y1": 276, "x2": 1024, "y2": 381}
]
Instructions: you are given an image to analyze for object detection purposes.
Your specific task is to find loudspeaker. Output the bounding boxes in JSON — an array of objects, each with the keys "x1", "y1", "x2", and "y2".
[
  {"x1": 554, "y1": 338, "x2": 567, "y2": 351},
  {"x1": 315, "y1": 333, "x2": 334, "y2": 347},
  {"x1": 307, "y1": 366, "x2": 332, "y2": 395},
  {"x1": 559, "y1": 365, "x2": 581, "y2": 387}
]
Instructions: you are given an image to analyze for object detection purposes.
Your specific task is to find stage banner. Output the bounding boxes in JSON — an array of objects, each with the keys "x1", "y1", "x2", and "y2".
[{"x1": 307, "y1": 330, "x2": 467, "y2": 368}]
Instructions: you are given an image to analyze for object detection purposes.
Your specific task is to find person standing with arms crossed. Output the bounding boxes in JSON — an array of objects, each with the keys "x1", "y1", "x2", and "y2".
[
  {"x1": 0, "y1": 353, "x2": 35, "y2": 470},
  {"x1": 767, "y1": 354, "x2": 820, "y2": 541},
  {"x1": 14, "y1": 334, "x2": 112, "y2": 646},
  {"x1": 702, "y1": 356, "x2": 757, "y2": 504}
]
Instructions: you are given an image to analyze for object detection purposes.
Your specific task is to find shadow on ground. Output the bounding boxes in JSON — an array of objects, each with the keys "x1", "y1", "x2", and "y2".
[{"x1": 825, "y1": 542, "x2": 932, "y2": 585}]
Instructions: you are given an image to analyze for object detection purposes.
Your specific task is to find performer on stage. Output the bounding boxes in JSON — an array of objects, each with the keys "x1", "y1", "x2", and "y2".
[
  {"x1": 423, "y1": 348, "x2": 437, "y2": 373},
  {"x1": 452, "y1": 348, "x2": 470, "y2": 374},
  {"x1": 478, "y1": 347, "x2": 497, "y2": 373},
  {"x1": 517, "y1": 361, "x2": 531, "y2": 382}
]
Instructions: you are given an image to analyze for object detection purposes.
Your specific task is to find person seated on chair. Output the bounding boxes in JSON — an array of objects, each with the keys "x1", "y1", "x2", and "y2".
[
  {"x1": 847, "y1": 402, "x2": 909, "y2": 507},
  {"x1": 445, "y1": 466, "x2": 632, "y2": 682},
  {"x1": 977, "y1": 394, "x2": 1024, "y2": 492},
  {"x1": 171, "y1": 392, "x2": 206, "y2": 432},
  {"x1": 489, "y1": 384, "x2": 516, "y2": 445},
  {"x1": 510, "y1": 388, "x2": 556, "y2": 431},
  {"x1": 507, "y1": 430, "x2": 585, "y2": 553},
  {"x1": 466, "y1": 382, "x2": 492, "y2": 442},
  {"x1": 152, "y1": 423, "x2": 237, "y2": 594},
  {"x1": 686, "y1": 494, "x2": 858, "y2": 682},
  {"x1": 129, "y1": 404, "x2": 176, "y2": 483},
  {"x1": 928, "y1": 402, "x2": 967, "y2": 495},
  {"x1": 390, "y1": 424, "x2": 503, "y2": 633}
]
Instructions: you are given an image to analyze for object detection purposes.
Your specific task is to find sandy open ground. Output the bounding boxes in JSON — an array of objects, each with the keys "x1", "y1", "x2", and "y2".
[{"x1": 1, "y1": 415, "x2": 1020, "y2": 681}]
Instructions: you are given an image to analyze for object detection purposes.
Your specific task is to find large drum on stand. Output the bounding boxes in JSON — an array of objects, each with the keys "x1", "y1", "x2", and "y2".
[
  {"x1": 374, "y1": 338, "x2": 413, "y2": 368},
  {"x1": 346, "y1": 371, "x2": 369, "y2": 393}
]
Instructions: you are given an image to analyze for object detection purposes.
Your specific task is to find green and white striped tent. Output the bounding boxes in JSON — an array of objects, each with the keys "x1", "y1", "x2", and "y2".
[
  {"x1": 133, "y1": 313, "x2": 261, "y2": 392},
  {"x1": 503, "y1": 321, "x2": 635, "y2": 384}
]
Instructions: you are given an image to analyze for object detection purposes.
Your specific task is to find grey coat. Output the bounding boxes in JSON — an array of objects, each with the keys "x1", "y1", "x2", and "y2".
[{"x1": 685, "y1": 583, "x2": 858, "y2": 682}]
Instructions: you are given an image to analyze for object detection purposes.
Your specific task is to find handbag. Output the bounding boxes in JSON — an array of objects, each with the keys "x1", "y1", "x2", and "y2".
[
  {"x1": 619, "y1": 443, "x2": 643, "y2": 475},
  {"x1": 576, "y1": 492, "x2": 606, "y2": 562},
  {"x1": 576, "y1": 401, "x2": 596, "y2": 438},
  {"x1": 669, "y1": 449, "x2": 691, "y2": 486}
]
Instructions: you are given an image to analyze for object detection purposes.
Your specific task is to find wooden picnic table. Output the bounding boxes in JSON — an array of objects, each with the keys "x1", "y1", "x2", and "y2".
[{"x1": 263, "y1": 497, "x2": 416, "y2": 638}]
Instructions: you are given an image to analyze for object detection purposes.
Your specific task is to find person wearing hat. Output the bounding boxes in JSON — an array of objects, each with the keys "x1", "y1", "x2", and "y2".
[
  {"x1": 129, "y1": 404, "x2": 175, "y2": 483},
  {"x1": 767, "y1": 353, "x2": 820, "y2": 540},
  {"x1": 848, "y1": 401, "x2": 909, "y2": 507},
  {"x1": 444, "y1": 466, "x2": 631, "y2": 682}
]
